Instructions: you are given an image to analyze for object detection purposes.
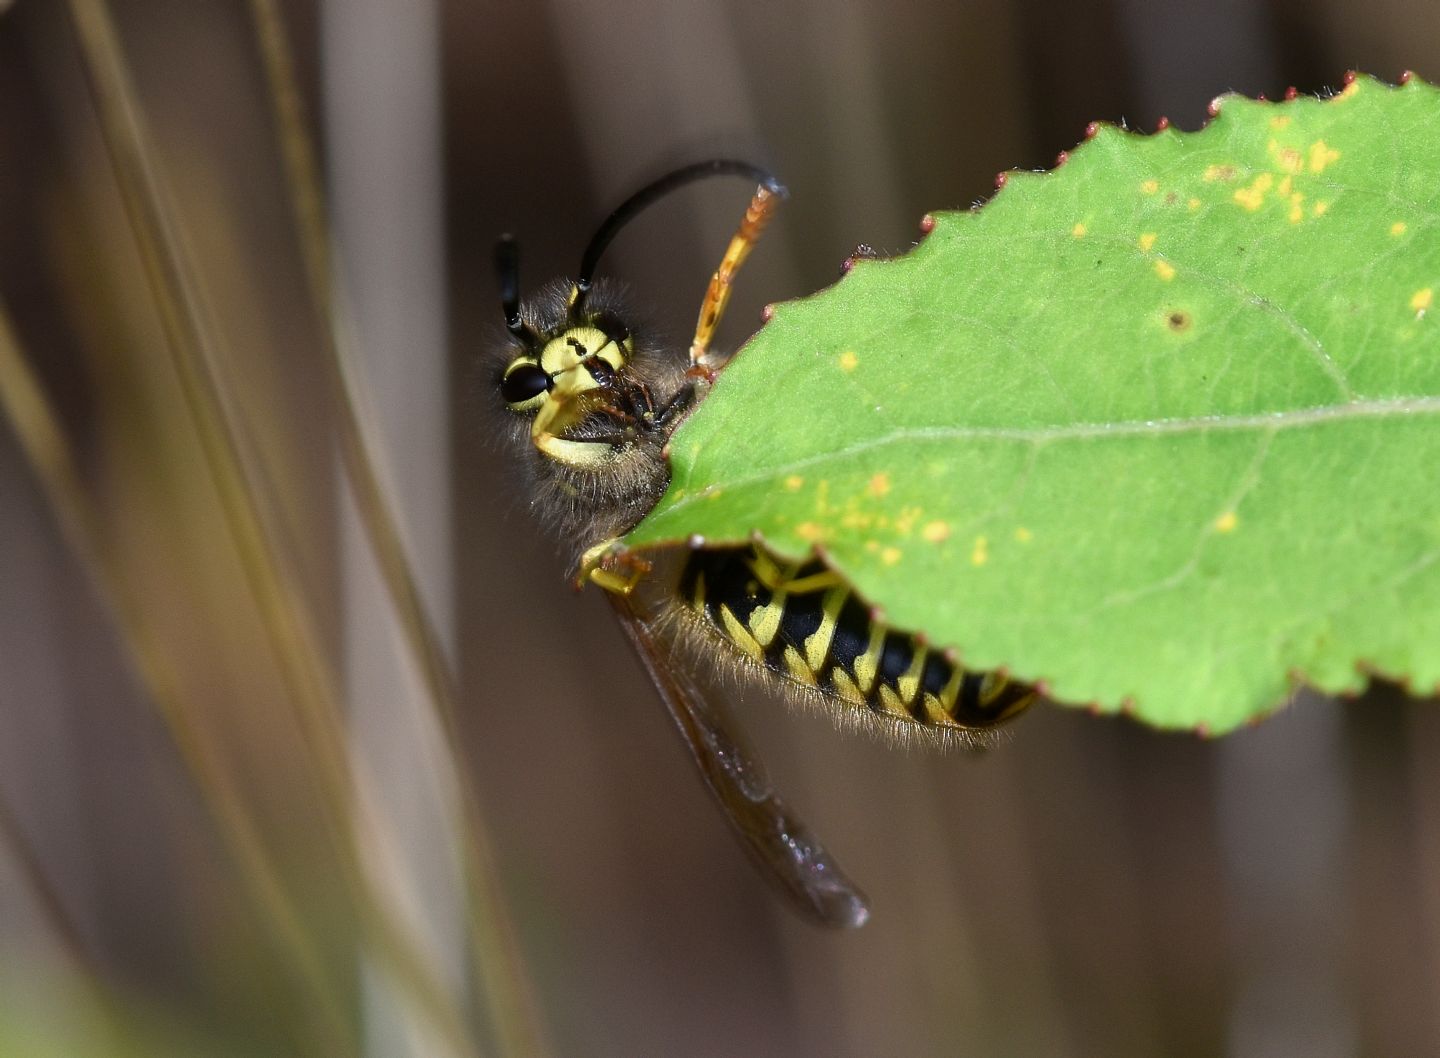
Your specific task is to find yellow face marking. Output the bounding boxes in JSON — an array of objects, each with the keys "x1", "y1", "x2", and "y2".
[
  {"x1": 719, "y1": 605, "x2": 764, "y2": 662},
  {"x1": 838, "y1": 350, "x2": 859, "y2": 372},
  {"x1": 1215, "y1": 511, "x2": 1239, "y2": 533},
  {"x1": 535, "y1": 434, "x2": 619, "y2": 467},
  {"x1": 1138, "y1": 232, "x2": 1156, "y2": 252},
  {"x1": 1391, "y1": 222, "x2": 1408, "y2": 236},
  {"x1": 1072, "y1": 222, "x2": 1087, "y2": 238},
  {"x1": 922, "y1": 520, "x2": 950, "y2": 543},
  {"x1": 1154, "y1": 260, "x2": 1177, "y2": 282},
  {"x1": 971, "y1": 535, "x2": 989, "y2": 566},
  {"x1": 538, "y1": 326, "x2": 628, "y2": 396},
  {"x1": 1308, "y1": 140, "x2": 1340, "y2": 173},
  {"x1": 802, "y1": 586, "x2": 848, "y2": 672}
]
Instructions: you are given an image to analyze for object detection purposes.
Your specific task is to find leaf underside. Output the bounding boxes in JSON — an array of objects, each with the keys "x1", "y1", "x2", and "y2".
[{"x1": 626, "y1": 74, "x2": 1440, "y2": 734}]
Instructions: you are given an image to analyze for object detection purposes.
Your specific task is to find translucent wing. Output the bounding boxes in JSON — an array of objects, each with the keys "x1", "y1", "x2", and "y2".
[{"x1": 608, "y1": 592, "x2": 870, "y2": 929}]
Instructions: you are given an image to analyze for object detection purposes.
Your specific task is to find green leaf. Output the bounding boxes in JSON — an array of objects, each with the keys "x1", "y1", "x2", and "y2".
[{"x1": 625, "y1": 73, "x2": 1440, "y2": 734}]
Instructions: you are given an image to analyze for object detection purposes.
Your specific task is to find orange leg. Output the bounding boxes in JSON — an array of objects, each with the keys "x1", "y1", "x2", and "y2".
[{"x1": 688, "y1": 183, "x2": 785, "y2": 376}]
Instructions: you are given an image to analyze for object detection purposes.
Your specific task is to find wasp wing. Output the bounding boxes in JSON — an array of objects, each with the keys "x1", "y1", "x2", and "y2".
[{"x1": 608, "y1": 592, "x2": 870, "y2": 929}]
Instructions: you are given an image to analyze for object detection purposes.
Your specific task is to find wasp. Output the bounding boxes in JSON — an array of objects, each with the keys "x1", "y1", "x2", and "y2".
[{"x1": 489, "y1": 160, "x2": 1035, "y2": 927}]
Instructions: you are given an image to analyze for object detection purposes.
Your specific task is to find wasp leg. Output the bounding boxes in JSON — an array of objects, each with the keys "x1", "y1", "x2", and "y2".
[
  {"x1": 577, "y1": 538, "x2": 651, "y2": 594},
  {"x1": 688, "y1": 182, "x2": 786, "y2": 371}
]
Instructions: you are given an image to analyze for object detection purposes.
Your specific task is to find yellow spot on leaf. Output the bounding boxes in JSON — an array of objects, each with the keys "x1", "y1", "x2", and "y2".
[
  {"x1": 1270, "y1": 115, "x2": 1291, "y2": 130},
  {"x1": 1138, "y1": 232, "x2": 1156, "y2": 251},
  {"x1": 1187, "y1": 197, "x2": 1201, "y2": 211},
  {"x1": 705, "y1": 487, "x2": 724, "y2": 501},
  {"x1": 1233, "y1": 172, "x2": 1273, "y2": 211},
  {"x1": 1312, "y1": 200, "x2": 1329, "y2": 218},
  {"x1": 1411, "y1": 288, "x2": 1433, "y2": 315},
  {"x1": 1215, "y1": 511, "x2": 1238, "y2": 533},
  {"x1": 1277, "y1": 175, "x2": 1293, "y2": 196},
  {"x1": 1072, "y1": 222, "x2": 1087, "y2": 238},
  {"x1": 1141, "y1": 179, "x2": 1159, "y2": 194},
  {"x1": 1154, "y1": 260, "x2": 1176, "y2": 281},
  {"x1": 1288, "y1": 193, "x2": 1305, "y2": 224},
  {"x1": 1203, "y1": 164, "x2": 1236, "y2": 183},
  {"x1": 881, "y1": 547, "x2": 902, "y2": 566},
  {"x1": 922, "y1": 520, "x2": 951, "y2": 543},
  {"x1": 866, "y1": 473, "x2": 891, "y2": 498},
  {"x1": 1272, "y1": 144, "x2": 1303, "y2": 174},
  {"x1": 796, "y1": 521, "x2": 824, "y2": 542},
  {"x1": 1391, "y1": 221, "x2": 1408, "y2": 236},
  {"x1": 971, "y1": 536, "x2": 989, "y2": 566},
  {"x1": 1015, "y1": 526, "x2": 1033, "y2": 543},
  {"x1": 1308, "y1": 140, "x2": 1340, "y2": 173},
  {"x1": 784, "y1": 475, "x2": 804, "y2": 491},
  {"x1": 838, "y1": 350, "x2": 859, "y2": 372},
  {"x1": 865, "y1": 540, "x2": 880, "y2": 553}
]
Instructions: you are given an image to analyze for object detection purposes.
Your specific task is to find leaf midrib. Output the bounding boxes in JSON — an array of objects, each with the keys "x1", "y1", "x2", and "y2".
[{"x1": 666, "y1": 393, "x2": 1440, "y2": 512}]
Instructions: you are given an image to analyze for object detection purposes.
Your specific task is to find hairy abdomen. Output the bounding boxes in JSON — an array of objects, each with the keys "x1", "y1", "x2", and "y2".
[{"x1": 679, "y1": 546, "x2": 1035, "y2": 732}]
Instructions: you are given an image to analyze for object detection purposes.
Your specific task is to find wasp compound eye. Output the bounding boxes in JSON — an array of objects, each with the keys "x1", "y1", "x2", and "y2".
[{"x1": 501, "y1": 361, "x2": 552, "y2": 406}]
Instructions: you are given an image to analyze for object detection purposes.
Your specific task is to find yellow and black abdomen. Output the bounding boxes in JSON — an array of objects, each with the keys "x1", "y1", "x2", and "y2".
[{"x1": 679, "y1": 546, "x2": 1035, "y2": 733}]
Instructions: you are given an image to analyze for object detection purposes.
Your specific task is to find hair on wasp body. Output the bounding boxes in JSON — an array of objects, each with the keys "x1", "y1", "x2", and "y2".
[{"x1": 488, "y1": 159, "x2": 1036, "y2": 929}]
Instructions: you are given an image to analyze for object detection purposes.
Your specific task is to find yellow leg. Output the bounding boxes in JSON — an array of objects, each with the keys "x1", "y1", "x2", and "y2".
[
  {"x1": 688, "y1": 184, "x2": 785, "y2": 371},
  {"x1": 577, "y1": 538, "x2": 652, "y2": 595}
]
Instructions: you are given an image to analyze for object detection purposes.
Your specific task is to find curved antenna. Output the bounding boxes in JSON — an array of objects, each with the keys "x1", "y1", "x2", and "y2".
[
  {"x1": 494, "y1": 234, "x2": 531, "y2": 347},
  {"x1": 575, "y1": 159, "x2": 787, "y2": 312}
]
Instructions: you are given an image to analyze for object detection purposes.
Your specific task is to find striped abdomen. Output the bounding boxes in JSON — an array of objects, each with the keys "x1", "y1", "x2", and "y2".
[{"x1": 680, "y1": 546, "x2": 1035, "y2": 731}]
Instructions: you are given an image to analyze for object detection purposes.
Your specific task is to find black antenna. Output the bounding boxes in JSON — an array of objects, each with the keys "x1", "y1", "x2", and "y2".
[
  {"x1": 574, "y1": 159, "x2": 786, "y2": 313},
  {"x1": 494, "y1": 234, "x2": 531, "y2": 346}
]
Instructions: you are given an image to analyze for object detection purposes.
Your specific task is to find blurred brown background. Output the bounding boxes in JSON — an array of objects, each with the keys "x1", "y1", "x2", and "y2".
[{"x1": 2, "y1": 1, "x2": 1440, "y2": 1056}]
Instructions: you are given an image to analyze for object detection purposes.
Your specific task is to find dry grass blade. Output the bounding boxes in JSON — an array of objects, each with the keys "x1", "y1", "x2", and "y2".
[
  {"x1": 0, "y1": 299, "x2": 355, "y2": 1055},
  {"x1": 247, "y1": 2, "x2": 550, "y2": 1052},
  {"x1": 62, "y1": 0, "x2": 481, "y2": 1053}
]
